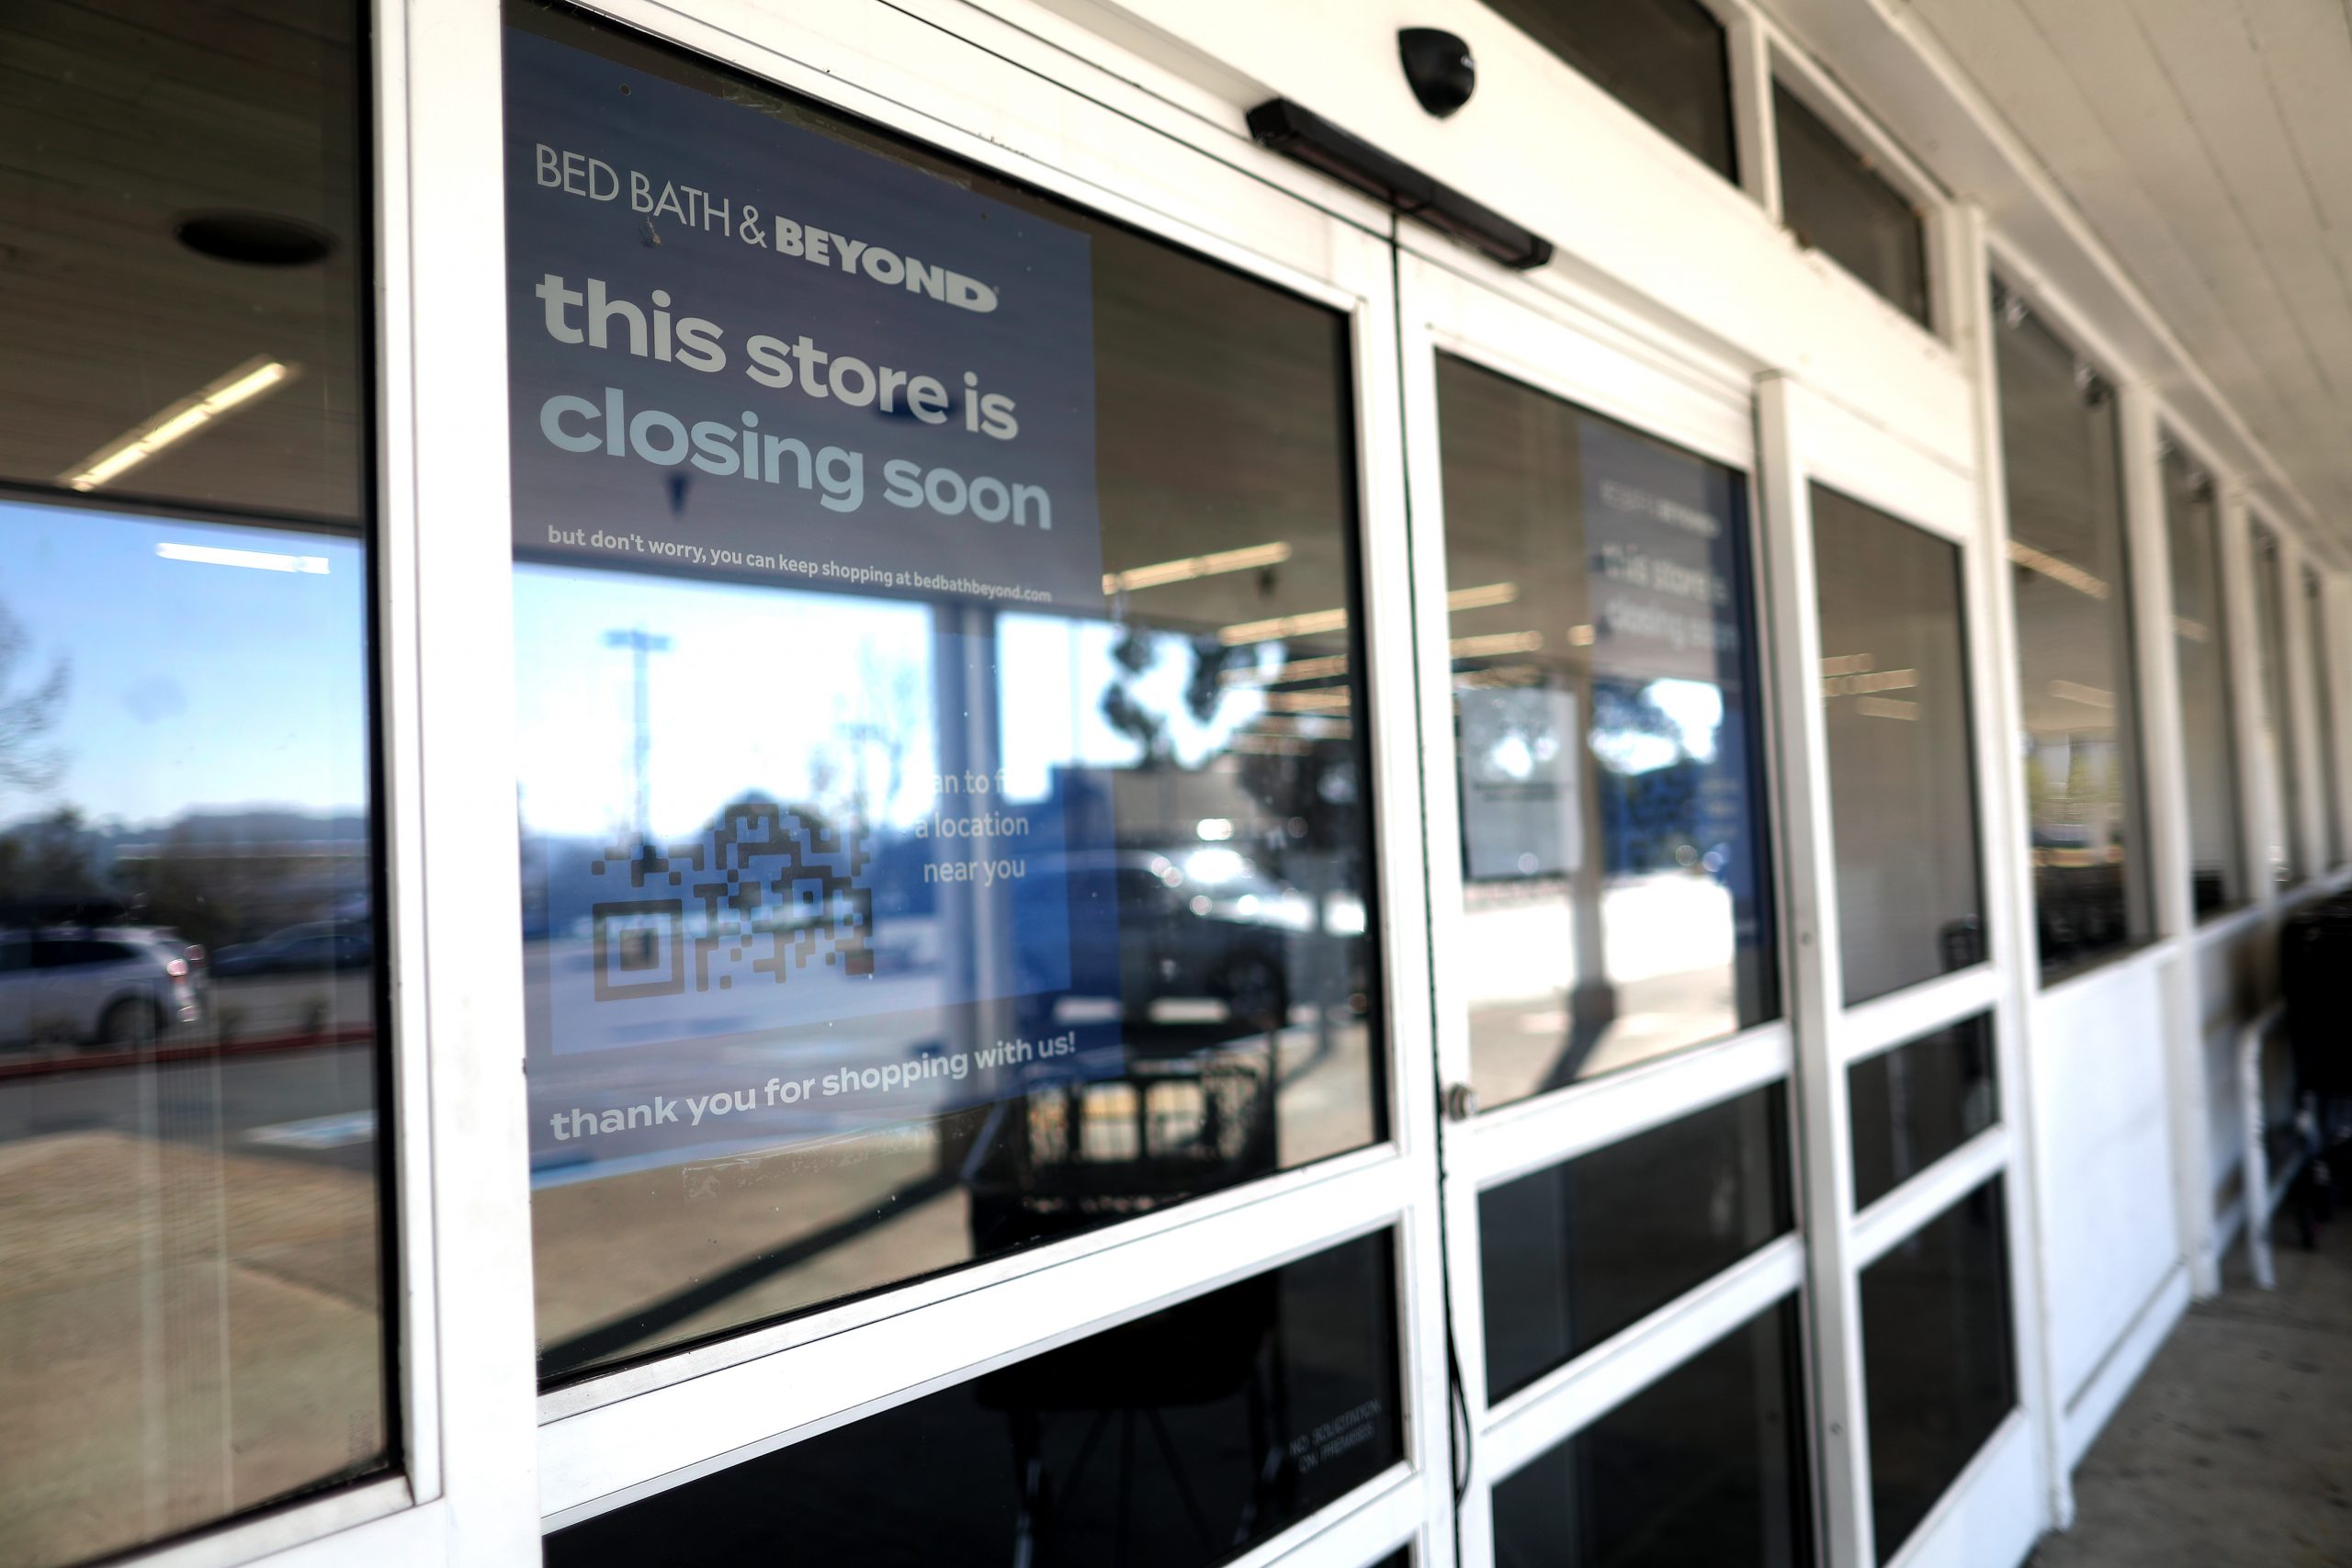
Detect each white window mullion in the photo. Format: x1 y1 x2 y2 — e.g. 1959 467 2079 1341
1755 373 1873 1568
395 0 546 1558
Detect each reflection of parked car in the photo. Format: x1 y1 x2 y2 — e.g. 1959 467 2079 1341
1108 852 1295 1031
211 921 371 977
0 927 204 1048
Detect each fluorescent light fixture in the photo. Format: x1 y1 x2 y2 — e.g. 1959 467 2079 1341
1217 583 1517 647
1445 581 1518 612
1824 668 1919 697
1450 631 1543 659
2173 615 2211 644
2007 539 2109 601
1219 607 1351 647
1223 654 1351 688
1855 696 1920 721
1566 625 1597 647
156 542 329 574
1263 689 1352 714
2049 679 2115 710
1104 541 1291 595
60 356 298 492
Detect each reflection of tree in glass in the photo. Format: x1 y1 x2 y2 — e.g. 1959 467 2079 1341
0 807 101 904
839 647 924 828
0 598 69 797
1591 682 1703 877
1098 628 1170 763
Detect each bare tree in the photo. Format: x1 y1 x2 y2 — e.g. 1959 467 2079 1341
0 600 68 796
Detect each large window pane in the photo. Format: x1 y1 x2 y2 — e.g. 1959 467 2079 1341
507 4 1385 1381
1993 287 2154 976
545 1230 1402 1567
1491 1300 1811 1568
1479 0 1736 181
1849 1014 1997 1210
1774 85 1930 328
1810 485 1983 1003
1479 1083 1792 1401
1860 1179 2017 1564
2255 525 2305 887
2162 444 2246 916
0 5 387 1564
1434 355 1776 1110
2305 568 2342 872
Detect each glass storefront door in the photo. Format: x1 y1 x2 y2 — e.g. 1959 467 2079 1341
506 5 1447 1566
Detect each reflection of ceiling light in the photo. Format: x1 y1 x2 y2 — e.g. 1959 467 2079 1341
1217 582 1516 646
1195 818 1234 841
1450 631 1543 658
1823 668 1918 697
2007 539 2109 600
1223 653 1350 687
156 541 329 575
1820 652 1873 677
2173 615 2211 644
1263 689 1351 713
1855 696 1919 721
1103 541 1291 595
61 357 297 492
1446 581 1518 612
2050 679 2114 710
1218 607 1349 646
1566 625 1596 647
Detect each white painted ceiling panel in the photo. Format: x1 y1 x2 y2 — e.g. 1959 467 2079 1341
1903 0 2352 544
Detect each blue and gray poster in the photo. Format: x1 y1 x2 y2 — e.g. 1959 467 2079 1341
505 26 1122 1173
504 24 1103 610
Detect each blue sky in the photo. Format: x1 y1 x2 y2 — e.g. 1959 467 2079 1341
0 500 368 827
0 495 1275 840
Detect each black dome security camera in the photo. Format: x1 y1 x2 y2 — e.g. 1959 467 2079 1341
1399 28 1476 118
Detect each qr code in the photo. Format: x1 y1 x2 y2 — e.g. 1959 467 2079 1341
588 802 874 1003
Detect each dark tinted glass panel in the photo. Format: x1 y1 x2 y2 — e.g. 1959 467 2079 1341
1774 85 1929 328
2309 569 2343 871
0 5 387 1564
2162 445 2245 916
2255 525 2305 886
1811 485 1983 1003
1492 1301 1810 1568
1860 1179 2017 1564
508 4 1384 1381
1435 354 1776 1110
1481 0 1736 180
545 1231 1402 1568
1849 1014 1997 1210
1993 286 2154 976
1480 1083 1792 1400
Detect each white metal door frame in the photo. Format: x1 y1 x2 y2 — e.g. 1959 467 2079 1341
1396 242 1811 1567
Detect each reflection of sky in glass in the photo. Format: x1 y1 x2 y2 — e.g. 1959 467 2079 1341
1590 678 1724 775
996 613 1266 798
0 501 367 823
514 566 937 840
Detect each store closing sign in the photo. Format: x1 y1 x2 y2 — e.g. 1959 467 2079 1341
503 23 1103 609
504 21 1122 1174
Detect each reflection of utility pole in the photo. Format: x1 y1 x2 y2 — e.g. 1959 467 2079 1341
605 627 671 851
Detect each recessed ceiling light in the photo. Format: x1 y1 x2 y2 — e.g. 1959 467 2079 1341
175 211 334 267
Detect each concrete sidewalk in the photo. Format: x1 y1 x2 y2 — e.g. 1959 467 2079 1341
2030 1204 2352 1568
